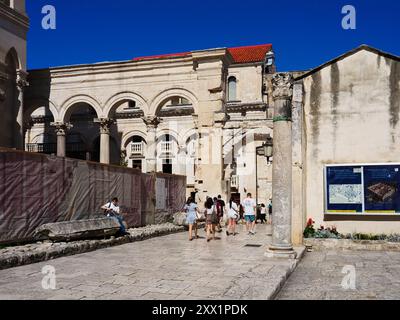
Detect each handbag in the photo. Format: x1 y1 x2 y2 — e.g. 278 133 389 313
196 210 206 222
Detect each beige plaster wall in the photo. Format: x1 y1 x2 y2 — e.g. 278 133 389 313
302 49 400 234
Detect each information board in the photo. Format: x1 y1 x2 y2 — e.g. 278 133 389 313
326 166 363 213
326 164 400 214
364 165 400 213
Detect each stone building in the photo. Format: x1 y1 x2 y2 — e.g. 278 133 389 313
2 1 399 244
24 44 276 205
0 0 28 149
291 45 400 242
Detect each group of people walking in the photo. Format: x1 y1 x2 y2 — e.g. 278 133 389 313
184 193 272 242
100 194 272 242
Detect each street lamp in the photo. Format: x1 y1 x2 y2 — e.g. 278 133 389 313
255 134 274 205
264 134 273 164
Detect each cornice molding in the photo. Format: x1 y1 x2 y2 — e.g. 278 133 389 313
0 3 29 30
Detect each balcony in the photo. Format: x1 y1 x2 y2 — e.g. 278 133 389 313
231 175 239 188
26 143 56 154
130 142 145 158
26 143 87 155
159 141 175 159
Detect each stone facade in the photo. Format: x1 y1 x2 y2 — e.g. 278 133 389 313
293 46 400 237
4 3 398 245
24 45 275 206
0 0 28 149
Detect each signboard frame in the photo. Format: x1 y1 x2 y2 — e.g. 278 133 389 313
324 163 400 216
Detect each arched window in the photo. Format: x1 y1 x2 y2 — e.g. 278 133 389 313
157 96 194 117
228 76 237 102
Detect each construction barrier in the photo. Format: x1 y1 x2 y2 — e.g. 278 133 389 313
0 148 186 244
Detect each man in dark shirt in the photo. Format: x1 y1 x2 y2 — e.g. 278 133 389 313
217 195 226 231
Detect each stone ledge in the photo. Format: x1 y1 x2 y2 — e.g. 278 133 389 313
268 246 306 300
304 238 400 251
0 223 185 271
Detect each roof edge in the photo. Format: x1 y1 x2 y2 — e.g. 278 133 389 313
295 44 400 81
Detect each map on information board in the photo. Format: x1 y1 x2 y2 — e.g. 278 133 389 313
329 184 362 204
326 166 363 213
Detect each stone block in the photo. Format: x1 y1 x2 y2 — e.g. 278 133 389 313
34 218 121 242
173 212 188 227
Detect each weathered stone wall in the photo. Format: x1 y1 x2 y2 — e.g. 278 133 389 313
0 1 28 148
301 49 400 234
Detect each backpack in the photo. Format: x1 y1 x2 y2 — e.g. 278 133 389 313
216 201 223 216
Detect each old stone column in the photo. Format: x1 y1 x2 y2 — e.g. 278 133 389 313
95 118 115 165
16 70 28 150
266 73 296 259
51 122 72 158
291 81 305 245
142 116 161 173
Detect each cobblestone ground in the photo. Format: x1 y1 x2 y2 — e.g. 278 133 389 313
0 224 297 300
277 250 400 300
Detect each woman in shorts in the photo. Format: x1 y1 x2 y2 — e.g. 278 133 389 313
226 197 239 236
205 197 219 242
184 197 200 241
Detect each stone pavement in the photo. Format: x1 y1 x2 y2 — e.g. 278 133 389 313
277 250 400 300
0 224 303 300
0 223 185 270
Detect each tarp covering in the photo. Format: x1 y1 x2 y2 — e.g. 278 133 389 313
154 173 187 223
0 149 186 244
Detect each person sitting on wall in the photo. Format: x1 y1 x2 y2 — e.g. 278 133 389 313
101 197 129 237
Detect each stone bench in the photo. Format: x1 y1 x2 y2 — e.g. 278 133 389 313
34 217 124 242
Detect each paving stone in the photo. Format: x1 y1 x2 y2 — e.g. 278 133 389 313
278 250 400 300
0 225 304 300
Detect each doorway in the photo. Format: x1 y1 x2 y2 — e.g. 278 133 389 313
163 159 172 174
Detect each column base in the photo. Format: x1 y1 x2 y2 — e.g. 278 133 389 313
265 245 297 259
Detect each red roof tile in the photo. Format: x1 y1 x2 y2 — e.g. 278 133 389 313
132 44 272 64
228 44 272 64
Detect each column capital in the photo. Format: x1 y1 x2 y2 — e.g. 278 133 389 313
94 118 115 134
51 122 73 136
16 69 29 89
178 144 187 154
272 73 293 101
142 116 161 130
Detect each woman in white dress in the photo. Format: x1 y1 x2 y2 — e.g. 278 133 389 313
226 197 239 236
184 197 200 241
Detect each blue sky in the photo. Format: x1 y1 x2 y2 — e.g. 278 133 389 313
26 0 400 71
